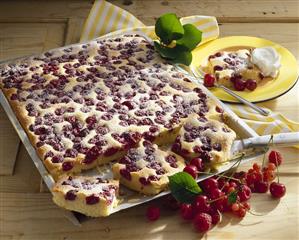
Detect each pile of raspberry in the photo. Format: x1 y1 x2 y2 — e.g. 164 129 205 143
146 150 286 233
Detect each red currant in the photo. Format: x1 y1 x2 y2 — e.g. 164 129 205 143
253 163 261 171
203 74 216 88
146 206 160 221
268 163 276 171
231 203 240 212
193 213 212 232
270 182 286 198
183 165 198 179
268 150 282 166
242 202 251 210
237 207 246 218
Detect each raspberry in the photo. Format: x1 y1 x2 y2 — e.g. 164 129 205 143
193 213 212 232
268 150 282 166
146 206 160 221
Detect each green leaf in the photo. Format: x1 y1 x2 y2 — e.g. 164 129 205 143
154 42 193 66
168 172 202 204
227 191 238 204
154 41 176 59
155 13 184 45
176 24 202 51
172 48 193 66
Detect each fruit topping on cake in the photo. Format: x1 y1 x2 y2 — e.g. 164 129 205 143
112 140 185 195
172 114 236 163
52 175 119 217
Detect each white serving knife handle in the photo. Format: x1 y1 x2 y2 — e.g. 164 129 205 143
242 132 299 148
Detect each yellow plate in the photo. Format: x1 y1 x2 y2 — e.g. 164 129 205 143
192 36 298 103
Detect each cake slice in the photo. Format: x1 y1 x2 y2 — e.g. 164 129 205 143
112 140 185 195
172 114 236 163
52 175 119 217
203 49 264 90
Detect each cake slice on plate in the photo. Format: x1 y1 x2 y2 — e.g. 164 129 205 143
52 175 119 217
112 140 185 195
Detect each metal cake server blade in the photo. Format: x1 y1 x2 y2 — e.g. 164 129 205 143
231 132 299 156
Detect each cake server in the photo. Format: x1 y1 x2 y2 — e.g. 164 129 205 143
231 132 299 156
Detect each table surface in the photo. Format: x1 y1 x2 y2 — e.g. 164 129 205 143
0 0 298 239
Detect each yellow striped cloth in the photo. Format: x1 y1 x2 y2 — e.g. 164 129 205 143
80 0 299 147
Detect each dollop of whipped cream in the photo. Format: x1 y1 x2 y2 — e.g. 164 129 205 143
251 47 281 78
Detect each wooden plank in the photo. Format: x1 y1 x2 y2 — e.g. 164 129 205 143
0 22 66 61
0 175 298 239
0 0 93 20
0 106 20 175
108 0 299 25
0 145 41 193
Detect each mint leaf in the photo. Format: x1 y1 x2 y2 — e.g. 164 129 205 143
227 191 238 204
155 13 184 45
169 172 202 204
154 42 193 65
176 24 202 51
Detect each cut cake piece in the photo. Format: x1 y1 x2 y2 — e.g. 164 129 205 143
52 175 119 217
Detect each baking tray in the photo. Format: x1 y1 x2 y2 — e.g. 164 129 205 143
0 32 264 225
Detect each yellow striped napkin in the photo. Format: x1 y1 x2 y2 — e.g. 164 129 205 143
80 0 299 147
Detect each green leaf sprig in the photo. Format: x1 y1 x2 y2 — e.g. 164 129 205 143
168 172 202 204
154 13 202 66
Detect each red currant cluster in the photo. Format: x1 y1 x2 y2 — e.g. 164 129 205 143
146 150 286 233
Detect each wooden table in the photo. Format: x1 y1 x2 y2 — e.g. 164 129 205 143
0 1 298 239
